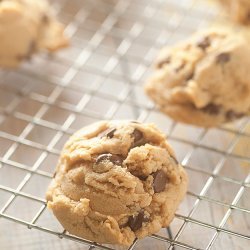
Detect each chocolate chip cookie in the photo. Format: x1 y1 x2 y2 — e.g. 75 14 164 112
46 121 188 245
219 0 250 25
145 28 250 127
0 0 68 68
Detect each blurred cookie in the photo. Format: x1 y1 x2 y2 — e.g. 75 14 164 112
219 0 250 25
46 120 188 245
0 0 68 68
145 28 250 127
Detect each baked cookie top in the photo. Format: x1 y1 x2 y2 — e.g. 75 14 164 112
46 120 188 245
145 28 250 127
0 0 68 68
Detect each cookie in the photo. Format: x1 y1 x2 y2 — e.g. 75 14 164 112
145 28 250 127
219 0 250 25
46 121 188 246
0 0 68 68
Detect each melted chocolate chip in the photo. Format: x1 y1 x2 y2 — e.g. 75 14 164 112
216 53 230 64
157 56 171 68
137 175 148 181
131 129 146 148
94 153 123 173
99 128 116 138
226 110 245 121
96 153 123 166
197 36 211 50
175 62 185 73
133 129 143 141
201 103 221 115
110 155 124 166
42 14 49 23
186 72 194 81
153 170 168 193
96 154 123 166
96 154 110 164
128 211 148 231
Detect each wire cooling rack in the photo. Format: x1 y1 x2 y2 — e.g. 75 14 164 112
0 0 249 249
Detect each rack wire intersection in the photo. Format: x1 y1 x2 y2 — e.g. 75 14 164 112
0 0 249 249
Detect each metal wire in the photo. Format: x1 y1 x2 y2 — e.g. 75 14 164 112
0 0 249 249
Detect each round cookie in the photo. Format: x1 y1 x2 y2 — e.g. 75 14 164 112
46 120 188 246
0 0 68 68
219 0 250 25
145 28 250 127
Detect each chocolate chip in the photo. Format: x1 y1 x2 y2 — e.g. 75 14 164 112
53 172 57 178
201 103 221 115
131 129 146 148
226 110 245 121
216 53 230 64
137 175 148 181
133 129 143 142
197 36 211 50
128 211 148 231
157 56 171 68
95 153 123 166
96 154 110 164
152 170 168 193
175 62 185 73
42 14 49 24
186 72 194 81
110 155 123 166
99 128 116 138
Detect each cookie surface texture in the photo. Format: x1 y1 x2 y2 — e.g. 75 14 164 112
145 28 250 127
46 120 188 245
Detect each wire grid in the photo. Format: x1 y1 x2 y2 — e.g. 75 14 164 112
0 0 249 249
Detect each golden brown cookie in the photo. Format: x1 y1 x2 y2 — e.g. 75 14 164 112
46 120 188 246
0 0 68 68
145 28 250 127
